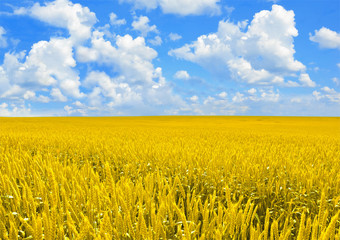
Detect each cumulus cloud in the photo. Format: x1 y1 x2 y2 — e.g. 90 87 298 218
1 0 187 116
232 92 246 103
321 87 340 103
169 5 307 86
310 27 340 50
298 73 316 87
109 12 126 26
119 0 221 16
76 30 185 114
174 70 190 80
23 90 50 103
0 26 7 48
248 88 257 94
132 16 158 37
313 87 340 103
0 38 84 99
50 88 68 102
149 36 162 46
0 102 31 117
218 91 227 98
190 95 198 102
0 0 91 113
169 33 182 41
15 0 97 44
77 31 159 84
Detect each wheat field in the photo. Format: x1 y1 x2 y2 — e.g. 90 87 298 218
0 116 339 239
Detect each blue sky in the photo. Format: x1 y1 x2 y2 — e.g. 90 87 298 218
0 0 339 116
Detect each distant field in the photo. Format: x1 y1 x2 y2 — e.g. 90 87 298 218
0 117 339 239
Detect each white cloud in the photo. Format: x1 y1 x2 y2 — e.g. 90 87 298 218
232 92 245 103
119 0 221 16
77 32 158 84
0 102 31 117
118 0 158 10
313 90 322 101
218 91 227 98
310 27 340 50
224 5 234 15
149 36 162 46
169 5 306 86
248 88 257 94
169 33 182 41
189 95 248 115
190 95 198 102
313 87 340 103
321 87 340 103
109 12 126 26
0 102 8 108
22 90 50 103
0 26 7 48
132 16 158 37
76 31 185 114
50 88 68 102
260 89 280 102
159 0 221 16
84 71 142 107
337 63 340 68
1 38 84 99
298 73 316 87
332 77 339 86
23 90 36 100
64 105 75 115
174 70 190 80
16 0 97 44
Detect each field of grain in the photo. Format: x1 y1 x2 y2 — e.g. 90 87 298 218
0 117 339 239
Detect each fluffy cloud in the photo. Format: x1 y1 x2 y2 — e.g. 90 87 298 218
169 33 182 41
0 38 84 99
190 95 198 102
149 36 162 46
2 0 186 116
23 90 50 103
50 88 68 102
169 5 307 86
0 102 31 117
313 87 340 103
109 12 126 26
132 16 158 37
16 0 97 44
119 0 221 16
0 26 7 48
320 87 340 103
75 31 185 115
70 70 185 116
310 27 340 50
83 71 142 107
0 0 89 109
218 91 227 98
174 70 190 80
298 73 316 87
77 31 158 84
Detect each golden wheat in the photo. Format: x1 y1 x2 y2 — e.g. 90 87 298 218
0 116 339 239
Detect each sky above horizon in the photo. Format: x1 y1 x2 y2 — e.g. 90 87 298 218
0 0 339 116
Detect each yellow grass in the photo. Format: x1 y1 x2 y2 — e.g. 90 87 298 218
0 116 339 239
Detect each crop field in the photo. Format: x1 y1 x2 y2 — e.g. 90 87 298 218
0 116 339 240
